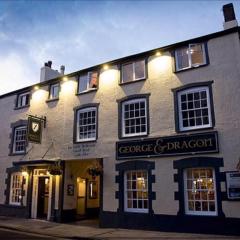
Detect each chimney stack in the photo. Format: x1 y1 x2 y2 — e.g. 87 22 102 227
60 65 65 75
40 61 61 82
223 3 238 30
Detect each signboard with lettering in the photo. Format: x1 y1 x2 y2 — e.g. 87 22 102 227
116 131 218 160
27 116 42 144
226 172 240 200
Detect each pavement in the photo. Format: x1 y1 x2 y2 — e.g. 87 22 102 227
0 216 240 240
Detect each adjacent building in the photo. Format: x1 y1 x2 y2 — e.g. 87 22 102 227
0 3 240 235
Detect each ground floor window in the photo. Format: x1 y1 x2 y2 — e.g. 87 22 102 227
124 170 148 213
184 168 217 216
9 172 23 205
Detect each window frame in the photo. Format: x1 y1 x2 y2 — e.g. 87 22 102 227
120 59 147 84
12 126 27 154
77 71 99 94
74 104 99 143
175 43 207 72
16 92 30 109
9 172 23 206
124 170 149 213
49 83 60 100
121 97 149 138
183 168 218 216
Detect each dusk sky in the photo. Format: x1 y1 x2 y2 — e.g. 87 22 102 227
0 0 239 95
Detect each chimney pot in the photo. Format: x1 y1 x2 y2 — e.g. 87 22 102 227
60 65 65 75
48 61 52 68
223 3 236 22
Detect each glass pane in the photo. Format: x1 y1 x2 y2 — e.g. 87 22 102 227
176 47 189 69
191 44 204 65
79 74 88 92
134 60 145 79
89 72 98 88
122 63 133 82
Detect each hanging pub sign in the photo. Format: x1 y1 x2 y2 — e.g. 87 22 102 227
226 172 240 200
116 131 218 160
27 116 43 144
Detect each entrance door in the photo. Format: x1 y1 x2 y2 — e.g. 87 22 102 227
37 177 49 218
77 178 86 216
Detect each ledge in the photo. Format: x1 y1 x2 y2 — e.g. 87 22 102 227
119 78 146 86
76 88 97 96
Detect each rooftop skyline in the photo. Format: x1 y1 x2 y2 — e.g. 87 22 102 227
0 0 239 95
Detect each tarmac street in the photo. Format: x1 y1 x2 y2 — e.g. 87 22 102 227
0 217 239 240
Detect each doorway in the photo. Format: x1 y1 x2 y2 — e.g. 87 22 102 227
37 176 50 218
76 177 86 217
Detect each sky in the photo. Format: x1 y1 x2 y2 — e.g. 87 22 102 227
0 0 239 95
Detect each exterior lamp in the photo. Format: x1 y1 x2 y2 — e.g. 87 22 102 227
34 86 39 90
103 65 109 70
156 51 161 56
21 167 28 177
63 77 68 81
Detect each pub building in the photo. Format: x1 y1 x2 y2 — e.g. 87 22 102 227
0 3 240 235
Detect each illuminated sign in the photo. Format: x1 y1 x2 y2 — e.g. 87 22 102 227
116 131 218 160
27 116 42 144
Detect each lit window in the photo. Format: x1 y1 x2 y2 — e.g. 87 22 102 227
175 43 206 71
177 86 212 131
16 92 30 108
184 168 217 216
121 60 146 83
13 126 27 154
49 83 60 99
122 98 147 137
9 172 23 205
78 71 98 93
125 170 148 213
76 107 97 142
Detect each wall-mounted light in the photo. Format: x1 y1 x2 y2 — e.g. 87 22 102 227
63 76 68 81
103 65 109 70
34 86 39 90
21 167 28 177
156 51 161 56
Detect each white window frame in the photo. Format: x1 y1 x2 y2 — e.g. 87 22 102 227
9 172 23 206
177 86 212 131
17 92 30 108
175 43 206 71
122 98 147 137
76 107 97 142
121 60 146 83
124 170 149 213
184 168 217 216
13 126 27 154
49 83 60 99
78 71 98 93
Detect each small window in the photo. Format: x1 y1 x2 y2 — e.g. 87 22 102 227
124 170 148 213
78 71 98 93
184 168 217 216
121 59 146 83
177 86 212 131
49 83 60 100
9 172 23 205
13 126 27 154
16 92 30 108
122 98 147 137
175 43 206 71
76 107 97 142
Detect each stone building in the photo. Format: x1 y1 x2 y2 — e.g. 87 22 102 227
0 3 239 235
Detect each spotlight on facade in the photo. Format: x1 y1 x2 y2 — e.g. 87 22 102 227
34 86 39 90
103 65 109 70
63 77 68 81
156 51 161 56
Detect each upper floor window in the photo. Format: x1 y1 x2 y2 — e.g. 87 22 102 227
121 98 147 137
13 126 27 154
121 59 146 83
177 86 213 131
16 92 30 108
78 71 98 93
184 168 217 216
49 83 60 100
76 107 97 142
124 170 148 213
9 172 23 205
175 43 207 71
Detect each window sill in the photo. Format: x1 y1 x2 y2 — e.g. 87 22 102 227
76 88 97 96
119 133 149 140
74 139 97 144
14 105 30 110
9 152 26 156
174 63 208 73
46 98 59 103
119 78 146 86
176 126 214 134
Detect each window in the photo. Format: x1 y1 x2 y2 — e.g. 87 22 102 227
121 59 146 83
78 71 98 93
13 126 27 154
177 86 212 131
184 168 217 216
76 107 97 142
175 43 206 71
49 83 60 99
9 172 23 205
122 98 147 137
16 92 30 108
125 170 148 213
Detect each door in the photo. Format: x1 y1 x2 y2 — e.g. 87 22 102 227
76 178 86 215
37 177 49 218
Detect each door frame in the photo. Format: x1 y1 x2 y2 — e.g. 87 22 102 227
76 177 87 216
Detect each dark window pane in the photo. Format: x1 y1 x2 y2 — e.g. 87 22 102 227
196 109 201 117
196 118 202 125
203 117 209 124
187 93 193 101
194 100 200 108
182 111 188 119
188 102 193 109
201 100 207 107
194 92 200 100
181 103 187 110
189 110 194 118
189 118 195 126
183 120 188 127
200 91 207 99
